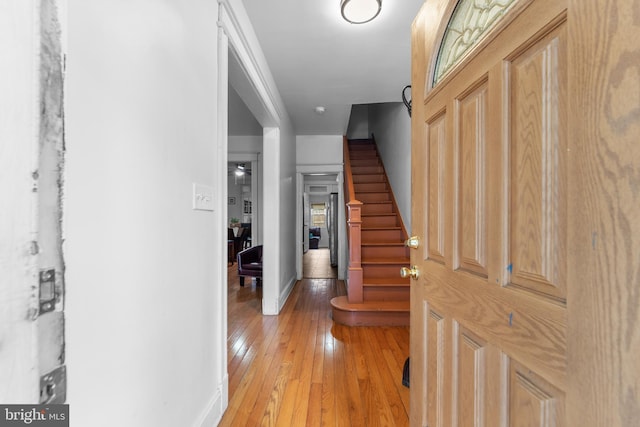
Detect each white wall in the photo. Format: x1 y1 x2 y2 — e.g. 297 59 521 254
369 102 412 231
296 135 343 165
65 1 223 426
0 0 42 402
277 123 298 308
346 104 370 139
228 85 262 136
229 135 262 153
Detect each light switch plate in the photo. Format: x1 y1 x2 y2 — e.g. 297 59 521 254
193 183 214 211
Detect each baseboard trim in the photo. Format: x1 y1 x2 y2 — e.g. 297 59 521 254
278 274 297 313
195 374 228 427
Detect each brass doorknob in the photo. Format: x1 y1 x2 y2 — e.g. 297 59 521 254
405 236 420 249
400 266 419 280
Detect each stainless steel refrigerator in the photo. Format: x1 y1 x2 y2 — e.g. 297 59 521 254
328 193 338 267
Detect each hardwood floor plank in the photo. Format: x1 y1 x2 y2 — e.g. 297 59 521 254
311 306 327 385
260 361 292 426
381 327 410 372
382 348 410 421
340 327 366 427
334 337 351 427
274 378 299 426
220 266 410 426
306 383 324 426
351 327 368 381
303 248 337 278
366 336 407 426
228 343 258 397
288 290 318 424
228 314 288 425
375 327 411 416
218 360 257 426
321 326 336 426
272 284 316 426
357 327 398 426
247 302 299 424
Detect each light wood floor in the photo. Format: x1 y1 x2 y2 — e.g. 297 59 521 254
221 265 410 426
303 248 337 278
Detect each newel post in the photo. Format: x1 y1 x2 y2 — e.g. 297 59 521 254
347 200 363 303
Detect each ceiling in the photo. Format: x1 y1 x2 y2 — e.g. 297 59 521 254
239 0 425 135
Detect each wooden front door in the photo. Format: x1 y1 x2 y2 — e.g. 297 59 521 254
409 0 640 426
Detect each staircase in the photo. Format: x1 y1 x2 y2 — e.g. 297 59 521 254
331 138 410 326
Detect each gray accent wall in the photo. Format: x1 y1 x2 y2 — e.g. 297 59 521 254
369 102 412 232
346 104 370 139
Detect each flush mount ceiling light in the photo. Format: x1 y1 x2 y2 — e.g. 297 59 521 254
341 0 382 24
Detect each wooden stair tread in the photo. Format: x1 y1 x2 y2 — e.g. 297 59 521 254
363 277 410 286
361 257 410 264
362 226 402 230
362 241 405 246
330 296 409 312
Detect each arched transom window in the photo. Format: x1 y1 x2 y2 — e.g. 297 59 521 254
433 0 519 85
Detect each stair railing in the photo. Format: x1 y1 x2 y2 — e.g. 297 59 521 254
343 136 363 303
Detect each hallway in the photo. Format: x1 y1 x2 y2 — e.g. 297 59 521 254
223 266 410 425
303 248 337 279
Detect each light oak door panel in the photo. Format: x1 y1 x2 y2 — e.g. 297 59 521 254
426 114 447 263
455 82 488 277
509 360 565 427
426 308 445 427
453 325 486 427
507 23 567 302
411 1 573 426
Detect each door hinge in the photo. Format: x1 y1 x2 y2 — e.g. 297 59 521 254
39 268 57 314
40 365 66 404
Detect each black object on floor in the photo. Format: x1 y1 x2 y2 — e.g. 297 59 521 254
402 357 410 388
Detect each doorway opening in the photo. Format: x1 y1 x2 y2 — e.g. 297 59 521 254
300 174 340 279
227 81 263 297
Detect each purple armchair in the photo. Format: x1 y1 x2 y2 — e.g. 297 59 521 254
237 245 262 286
